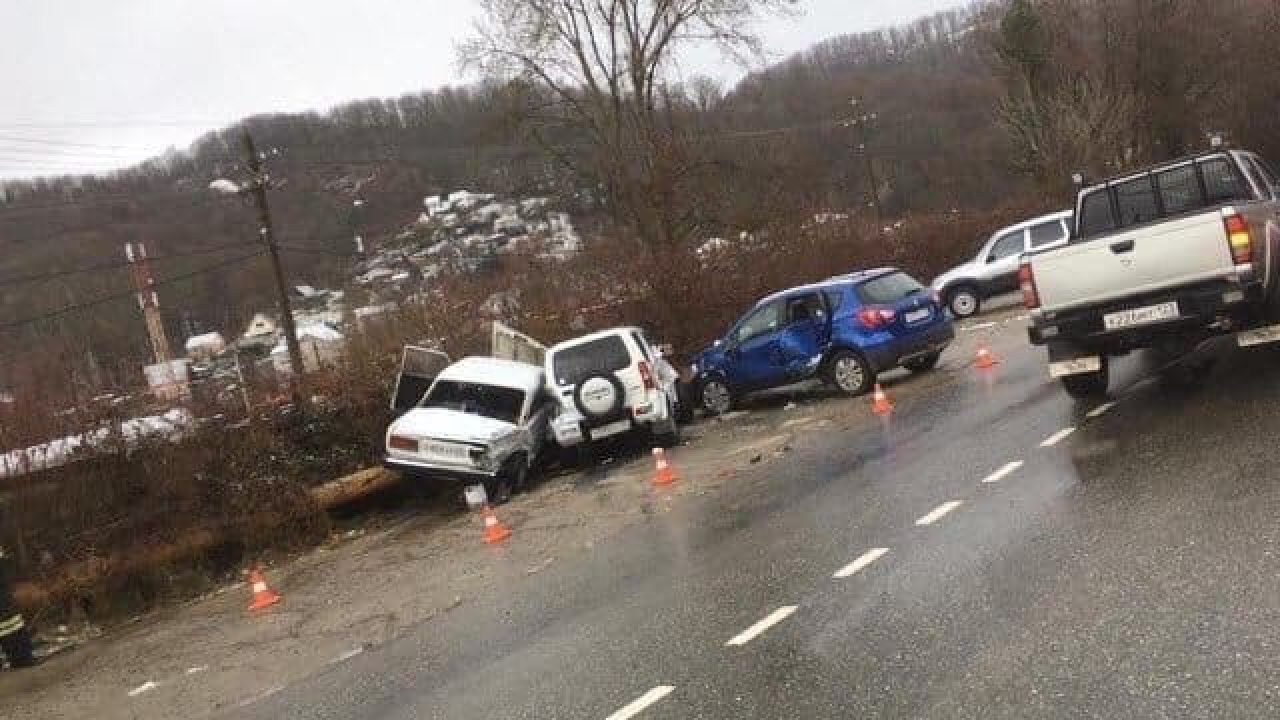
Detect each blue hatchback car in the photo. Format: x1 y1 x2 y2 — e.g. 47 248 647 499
691 268 955 414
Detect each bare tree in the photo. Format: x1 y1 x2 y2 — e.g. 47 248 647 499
460 0 795 253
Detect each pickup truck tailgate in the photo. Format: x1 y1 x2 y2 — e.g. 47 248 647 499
1034 210 1233 313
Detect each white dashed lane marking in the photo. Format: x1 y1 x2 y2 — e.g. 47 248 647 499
833 548 889 579
605 686 675 720
1086 402 1116 419
333 647 364 664
128 681 159 698
1039 427 1076 447
915 501 963 526
726 606 798 647
982 461 1024 484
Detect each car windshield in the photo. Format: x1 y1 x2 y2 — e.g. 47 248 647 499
857 272 925 305
552 335 631 386
421 380 525 424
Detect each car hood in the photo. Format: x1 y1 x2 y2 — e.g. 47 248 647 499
390 407 518 445
931 260 979 291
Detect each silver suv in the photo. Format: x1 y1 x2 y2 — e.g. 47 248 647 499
932 210 1072 318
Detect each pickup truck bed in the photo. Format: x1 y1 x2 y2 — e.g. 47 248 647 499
1023 148 1280 398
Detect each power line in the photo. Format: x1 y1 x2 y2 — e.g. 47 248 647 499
0 242 263 287
0 120 221 129
0 135 153 151
0 145 139 160
0 250 266 333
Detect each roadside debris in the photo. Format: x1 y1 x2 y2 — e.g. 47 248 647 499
526 558 555 575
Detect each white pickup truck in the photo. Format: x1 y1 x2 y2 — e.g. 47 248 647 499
1023 148 1280 398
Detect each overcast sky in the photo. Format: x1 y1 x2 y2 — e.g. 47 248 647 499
1 0 958 180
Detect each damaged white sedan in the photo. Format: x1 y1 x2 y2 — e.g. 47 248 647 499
384 353 554 504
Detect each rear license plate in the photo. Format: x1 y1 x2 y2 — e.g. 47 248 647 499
904 307 931 324
424 442 469 462
1238 323 1280 347
590 419 631 440
1049 356 1102 378
1103 301 1179 330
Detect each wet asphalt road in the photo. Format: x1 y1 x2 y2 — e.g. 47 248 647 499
237 312 1280 719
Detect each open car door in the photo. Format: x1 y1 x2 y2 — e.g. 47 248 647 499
390 346 451 414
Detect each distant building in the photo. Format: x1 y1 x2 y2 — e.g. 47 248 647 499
183 332 227 361
243 313 277 339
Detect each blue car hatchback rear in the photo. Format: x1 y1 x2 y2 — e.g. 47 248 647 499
691 268 954 415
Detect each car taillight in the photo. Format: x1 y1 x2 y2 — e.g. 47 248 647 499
857 307 896 330
1019 261 1040 309
389 435 418 452
637 360 655 391
1225 213 1252 265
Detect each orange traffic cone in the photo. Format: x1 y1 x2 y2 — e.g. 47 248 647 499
651 447 679 487
871 384 894 416
975 345 999 369
246 568 281 613
481 504 512 544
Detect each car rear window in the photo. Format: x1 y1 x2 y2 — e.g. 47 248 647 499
1155 164 1200 215
552 336 631 386
423 380 525 424
857 272 925 305
1201 157 1249 204
1114 176 1159 226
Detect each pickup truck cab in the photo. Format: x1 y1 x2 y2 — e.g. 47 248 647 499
692 268 954 414
932 210 1073 318
384 352 555 504
1023 148 1280 398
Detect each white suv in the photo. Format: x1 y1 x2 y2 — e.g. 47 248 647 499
545 327 682 453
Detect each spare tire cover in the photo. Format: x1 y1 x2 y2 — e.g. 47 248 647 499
575 374 623 419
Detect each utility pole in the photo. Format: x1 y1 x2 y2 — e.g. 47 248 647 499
842 97 884 223
125 241 173 364
351 198 366 255
242 131 306 389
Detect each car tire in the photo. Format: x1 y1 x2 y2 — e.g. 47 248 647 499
947 286 981 318
903 352 941 373
699 376 734 416
675 382 696 424
825 349 874 396
653 398 681 448
485 455 527 505
1060 357 1110 399
1158 357 1215 390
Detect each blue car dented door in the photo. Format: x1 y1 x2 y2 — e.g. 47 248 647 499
693 269 954 415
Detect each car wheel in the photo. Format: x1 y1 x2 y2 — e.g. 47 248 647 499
654 398 681 448
948 286 981 318
903 352 941 373
699 377 733 416
1158 357 1215 390
675 383 696 424
485 456 525 505
1060 357 1110 400
826 349 874 396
